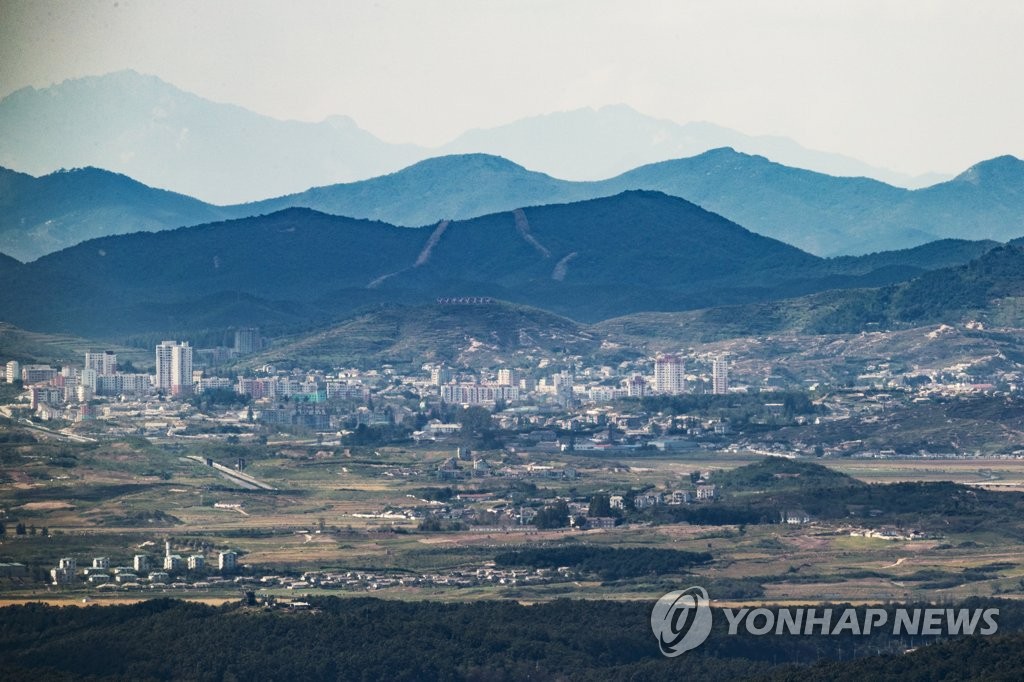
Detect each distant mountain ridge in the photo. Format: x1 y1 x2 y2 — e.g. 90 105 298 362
438 104 947 188
0 70 947 205
238 154 594 228
0 191 1007 338
0 70 424 204
4 149 1024 261
598 243 1024 343
237 150 1024 256
0 165 226 262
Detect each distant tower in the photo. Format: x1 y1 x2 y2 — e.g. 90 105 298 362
5 360 20 384
712 356 729 395
85 351 117 376
155 341 193 396
431 366 452 386
219 550 238 571
234 328 261 355
624 374 647 398
103 350 117 375
165 539 172 558
653 354 685 394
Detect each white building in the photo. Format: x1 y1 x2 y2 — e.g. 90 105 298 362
85 351 117 376
21 364 58 385
586 386 627 402
441 383 519 405
196 377 234 393
654 354 686 394
624 374 647 398
712 356 729 395
218 551 237 571
5 360 20 384
430 366 453 386
696 484 717 500
80 367 98 391
155 341 193 396
497 369 519 386
51 567 75 585
96 373 152 396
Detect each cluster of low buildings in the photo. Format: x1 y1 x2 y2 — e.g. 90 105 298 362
6 322 1023 462
2 339 740 428
285 566 572 593
48 542 238 588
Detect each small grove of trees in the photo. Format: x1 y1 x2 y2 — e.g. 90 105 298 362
456 406 502 449
494 545 713 580
533 501 570 529
342 423 410 446
587 493 615 518
10 523 47 536
189 388 251 412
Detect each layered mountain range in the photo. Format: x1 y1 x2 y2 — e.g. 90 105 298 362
0 70 944 205
3 150 1024 262
0 190 1016 340
2 71 1024 353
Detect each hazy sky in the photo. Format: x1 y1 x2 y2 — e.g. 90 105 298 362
1 0 1022 175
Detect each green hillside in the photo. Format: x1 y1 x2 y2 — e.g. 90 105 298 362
247 300 600 369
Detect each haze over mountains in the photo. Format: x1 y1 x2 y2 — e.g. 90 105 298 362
3 149 1024 261
3 69 1024 351
0 70 945 205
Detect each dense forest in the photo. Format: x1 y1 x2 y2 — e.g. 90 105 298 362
0 597 1020 680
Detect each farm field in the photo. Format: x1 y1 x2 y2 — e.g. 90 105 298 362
4 431 1024 606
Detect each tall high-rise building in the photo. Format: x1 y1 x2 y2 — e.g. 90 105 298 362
497 368 519 386
155 341 193 396
218 550 237 571
233 328 261 355
653 354 686 394
5 360 20 384
712 356 729 395
431 366 453 386
85 351 117 376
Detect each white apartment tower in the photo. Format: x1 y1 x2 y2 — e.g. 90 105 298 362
653 354 686 394
712 356 729 395
431 366 453 386
497 368 519 386
218 550 237 571
155 341 193 396
85 351 117 376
